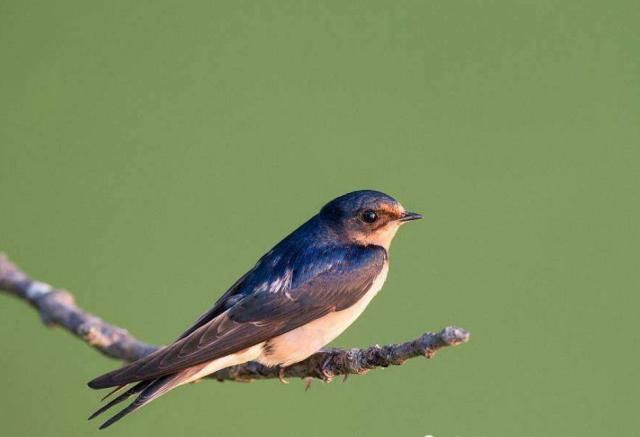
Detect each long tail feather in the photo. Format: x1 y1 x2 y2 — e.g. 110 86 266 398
100 384 127 402
90 356 232 428
98 373 187 430
89 381 152 420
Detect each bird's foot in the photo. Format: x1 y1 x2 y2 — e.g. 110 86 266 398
315 354 335 383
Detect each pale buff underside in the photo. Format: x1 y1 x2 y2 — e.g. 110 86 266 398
178 262 389 385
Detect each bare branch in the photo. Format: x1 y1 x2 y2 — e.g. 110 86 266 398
0 252 469 383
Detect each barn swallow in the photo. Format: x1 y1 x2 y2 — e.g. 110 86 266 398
88 190 422 429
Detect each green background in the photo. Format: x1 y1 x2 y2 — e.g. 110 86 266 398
1 1 638 436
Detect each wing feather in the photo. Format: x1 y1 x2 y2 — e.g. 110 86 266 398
89 244 385 389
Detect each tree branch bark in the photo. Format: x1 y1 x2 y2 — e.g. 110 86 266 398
0 252 469 384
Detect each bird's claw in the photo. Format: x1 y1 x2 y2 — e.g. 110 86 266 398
278 366 289 384
314 355 335 383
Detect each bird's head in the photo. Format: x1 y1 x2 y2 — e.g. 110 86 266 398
319 190 422 250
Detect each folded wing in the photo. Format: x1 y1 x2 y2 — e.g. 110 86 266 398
89 244 386 389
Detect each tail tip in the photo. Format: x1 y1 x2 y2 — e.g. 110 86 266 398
98 421 113 430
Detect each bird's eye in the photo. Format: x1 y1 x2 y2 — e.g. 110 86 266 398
361 210 378 223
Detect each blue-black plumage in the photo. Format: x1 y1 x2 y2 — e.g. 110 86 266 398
88 190 422 429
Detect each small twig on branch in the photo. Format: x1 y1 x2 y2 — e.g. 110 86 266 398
0 252 470 383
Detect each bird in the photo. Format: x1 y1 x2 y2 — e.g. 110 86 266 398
87 189 422 429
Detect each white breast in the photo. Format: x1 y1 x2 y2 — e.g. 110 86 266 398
257 262 389 367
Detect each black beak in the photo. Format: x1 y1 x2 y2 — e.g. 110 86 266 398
399 211 423 222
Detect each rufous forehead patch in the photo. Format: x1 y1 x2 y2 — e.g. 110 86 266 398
377 202 405 219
